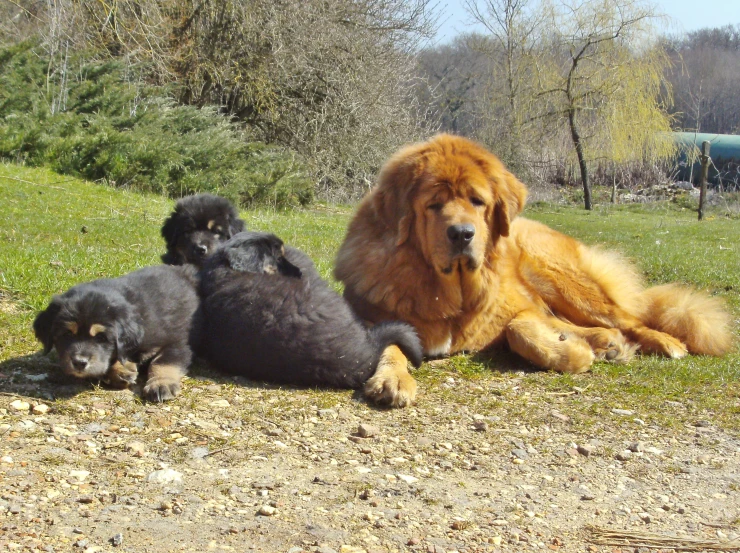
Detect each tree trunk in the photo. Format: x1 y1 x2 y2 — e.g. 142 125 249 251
568 108 592 210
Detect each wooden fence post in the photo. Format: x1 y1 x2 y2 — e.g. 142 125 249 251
698 141 710 221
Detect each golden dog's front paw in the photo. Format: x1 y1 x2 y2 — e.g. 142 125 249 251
364 365 417 408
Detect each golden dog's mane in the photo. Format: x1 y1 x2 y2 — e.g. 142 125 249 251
335 134 527 323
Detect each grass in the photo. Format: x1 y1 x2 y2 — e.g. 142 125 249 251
1 162 739 429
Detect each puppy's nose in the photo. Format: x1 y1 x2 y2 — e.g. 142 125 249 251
195 244 208 256
71 357 89 371
447 224 476 248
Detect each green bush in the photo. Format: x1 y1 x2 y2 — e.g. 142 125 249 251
0 42 313 207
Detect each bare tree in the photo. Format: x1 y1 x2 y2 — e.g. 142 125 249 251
534 0 674 209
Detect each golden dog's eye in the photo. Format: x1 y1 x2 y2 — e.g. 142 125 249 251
427 203 443 212
470 197 485 207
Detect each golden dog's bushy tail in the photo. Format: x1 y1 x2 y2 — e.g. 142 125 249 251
640 284 735 356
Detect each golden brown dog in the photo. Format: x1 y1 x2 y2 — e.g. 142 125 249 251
334 134 734 407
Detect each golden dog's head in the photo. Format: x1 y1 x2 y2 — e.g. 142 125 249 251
373 134 527 276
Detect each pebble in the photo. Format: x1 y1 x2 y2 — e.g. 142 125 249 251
32 403 50 414
317 547 338 553
258 505 276 516
616 450 632 461
9 400 30 412
397 474 418 484
209 399 230 408
357 424 378 438
473 420 488 432
69 470 90 483
512 449 528 460
577 444 593 457
628 441 644 452
126 441 147 457
146 468 183 484
611 408 634 416
1 456 12 464
110 533 123 547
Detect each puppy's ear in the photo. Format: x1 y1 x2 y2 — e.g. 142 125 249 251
373 146 427 247
277 255 302 278
160 212 182 252
228 217 245 238
491 169 527 238
225 243 263 273
114 314 144 364
33 298 62 354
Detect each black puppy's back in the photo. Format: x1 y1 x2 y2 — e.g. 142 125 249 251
200 234 421 389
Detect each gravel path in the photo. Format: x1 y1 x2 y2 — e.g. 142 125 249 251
1 356 739 553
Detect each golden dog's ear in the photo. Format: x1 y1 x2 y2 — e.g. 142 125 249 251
491 169 527 238
372 148 425 246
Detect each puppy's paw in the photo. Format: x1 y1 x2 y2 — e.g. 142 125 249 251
105 361 139 389
143 377 182 402
143 364 185 402
364 364 417 408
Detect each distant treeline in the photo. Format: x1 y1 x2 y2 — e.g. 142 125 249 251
0 1 738 204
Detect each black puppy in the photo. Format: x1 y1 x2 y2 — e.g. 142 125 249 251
199 232 423 389
161 193 246 266
33 265 201 401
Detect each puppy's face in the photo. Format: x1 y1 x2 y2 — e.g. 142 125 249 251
220 232 302 277
161 194 246 266
53 320 115 379
173 219 231 266
33 289 141 380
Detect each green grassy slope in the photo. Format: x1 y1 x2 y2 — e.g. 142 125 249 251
2 164 738 427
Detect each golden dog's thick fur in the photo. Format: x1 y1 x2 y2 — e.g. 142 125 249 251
334 134 734 407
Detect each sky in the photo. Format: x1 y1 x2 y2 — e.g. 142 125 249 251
435 0 740 44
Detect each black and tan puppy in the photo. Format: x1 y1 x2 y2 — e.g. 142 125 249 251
199 232 423 389
161 193 246 266
33 265 201 401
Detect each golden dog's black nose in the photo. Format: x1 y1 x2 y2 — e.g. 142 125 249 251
447 224 475 249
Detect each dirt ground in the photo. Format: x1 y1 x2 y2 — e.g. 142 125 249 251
1 354 739 553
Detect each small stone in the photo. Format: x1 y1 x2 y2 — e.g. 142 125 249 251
74 539 89 548
9 400 30 412
616 450 632 461
126 441 147 457
581 494 596 501
146 468 183 484
512 449 528 460
209 399 230 408
577 444 593 457
694 420 711 427
611 408 634 416
318 409 337 419
69 470 90 483
257 505 276 516
317 548 338 553
407 537 421 545
339 546 366 553
397 474 418 484
490 536 502 545
628 441 644 453
78 495 94 504
357 424 378 438
639 512 652 523
473 420 488 432
1 456 12 464
110 533 123 547
32 403 50 414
